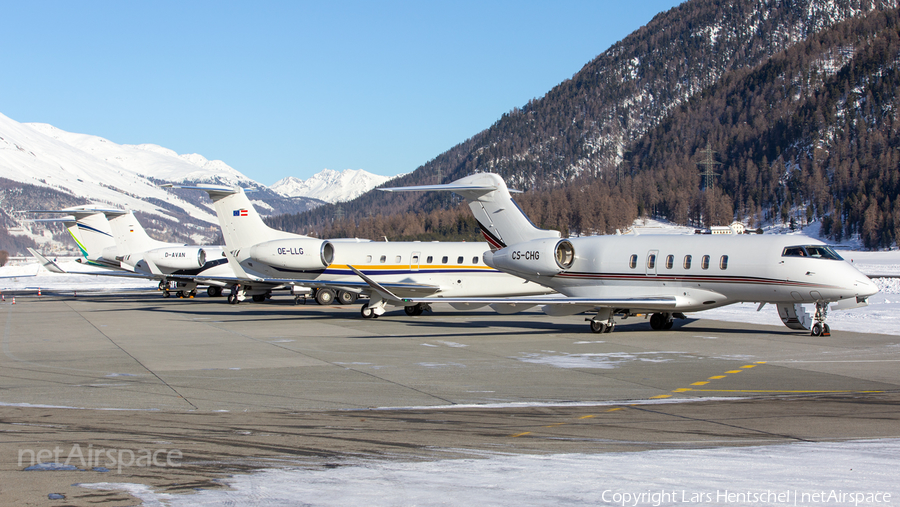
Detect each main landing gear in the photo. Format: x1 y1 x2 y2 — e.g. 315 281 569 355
404 303 431 316
587 309 615 334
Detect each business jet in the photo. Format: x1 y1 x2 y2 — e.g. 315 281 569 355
26 207 272 299
379 173 879 335
170 184 554 317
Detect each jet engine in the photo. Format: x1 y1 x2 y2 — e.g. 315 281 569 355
248 239 334 270
485 238 575 277
144 247 208 270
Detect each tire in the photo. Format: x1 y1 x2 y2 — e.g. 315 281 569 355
338 291 358 305
207 286 222 297
252 294 266 302
649 313 666 330
590 320 605 333
315 289 336 305
361 304 374 319
811 323 823 336
163 291 171 298
404 304 424 316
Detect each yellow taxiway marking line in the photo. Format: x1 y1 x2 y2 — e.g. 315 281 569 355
543 423 567 428
741 365 756 369
606 408 623 412
511 432 532 437
650 394 672 399
690 381 710 386
725 370 743 374
672 388 692 392
707 375 726 379
579 415 596 419
689 390 885 394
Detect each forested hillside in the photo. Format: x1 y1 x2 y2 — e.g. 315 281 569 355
268 0 900 248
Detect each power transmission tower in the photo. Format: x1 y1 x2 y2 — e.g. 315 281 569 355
696 142 722 190
334 204 344 221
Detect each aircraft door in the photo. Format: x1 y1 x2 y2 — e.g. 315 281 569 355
646 250 659 276
410 251 420 271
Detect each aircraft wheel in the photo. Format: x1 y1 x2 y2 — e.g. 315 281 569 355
663 320 673 330
823 323 831 336
158 281 167 291
649 313 666 330
589 320 605 333
252 294 266 302
163 291 171 298
404 304 424 317
361 304 375 319
337 290 358 305
315 289 336 305
207 286 222 297
811 323 823 336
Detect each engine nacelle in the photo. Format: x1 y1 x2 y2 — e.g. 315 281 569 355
485 238 575 277
144 247 207 270
248 239 334 270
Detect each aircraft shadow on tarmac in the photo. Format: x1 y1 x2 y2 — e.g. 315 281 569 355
61 293 807 338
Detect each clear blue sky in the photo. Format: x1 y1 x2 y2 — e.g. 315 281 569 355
2 1 683 185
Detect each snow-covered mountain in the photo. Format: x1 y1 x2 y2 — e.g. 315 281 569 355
0 112 321 252
271 169 394 203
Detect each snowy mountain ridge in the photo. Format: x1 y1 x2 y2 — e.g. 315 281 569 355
271 168 394 203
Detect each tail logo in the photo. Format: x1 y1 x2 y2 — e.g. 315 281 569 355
233 209 249 217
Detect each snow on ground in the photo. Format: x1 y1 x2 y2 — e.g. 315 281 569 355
80 439 900 506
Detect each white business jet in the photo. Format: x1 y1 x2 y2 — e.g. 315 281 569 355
26 206 262 299
379 173 879 335
173 184 554 317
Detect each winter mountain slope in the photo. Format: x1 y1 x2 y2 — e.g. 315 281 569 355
0 112 322 252
271 169 394 203
0 112 220 223
27 122 257 187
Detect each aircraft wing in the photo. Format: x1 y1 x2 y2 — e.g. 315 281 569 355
346 264 677 309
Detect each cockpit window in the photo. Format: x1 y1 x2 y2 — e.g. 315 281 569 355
782 245 843 260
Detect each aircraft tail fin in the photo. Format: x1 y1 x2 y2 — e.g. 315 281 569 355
104 210 172 255
164 185 297 250
26 207 119 261
380 173 559 249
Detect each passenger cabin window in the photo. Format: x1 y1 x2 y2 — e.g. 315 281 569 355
647 254 656 269
366 255 373 263
441 256 448 264
473 256 479 264
629 254 638 269
412 255 419 264
426 256 433 263
379 255 386 263
782 245 843 260
665 255 674 269
457 256 464 264
395 255 402 263
701 255 710 270
683 255 692 269
719 255 728 270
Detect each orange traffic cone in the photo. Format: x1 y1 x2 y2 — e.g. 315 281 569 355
11 297 15 305
37 288 41 296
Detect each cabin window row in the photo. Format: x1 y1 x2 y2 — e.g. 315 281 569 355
629 254 728 270
364 255 481 265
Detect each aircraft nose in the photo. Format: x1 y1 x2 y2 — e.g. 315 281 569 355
857 276 879 298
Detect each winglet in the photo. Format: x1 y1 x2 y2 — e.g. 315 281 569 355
28 248 67 274
347 265 405 302
223 250 263 282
